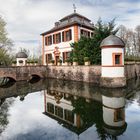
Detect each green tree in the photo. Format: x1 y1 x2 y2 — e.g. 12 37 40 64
0 98 14 134
0 48 13 66
70 18 118 65
0 16 13 49
0 16 13 66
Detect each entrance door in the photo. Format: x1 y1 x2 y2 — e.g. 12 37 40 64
55 56 59 65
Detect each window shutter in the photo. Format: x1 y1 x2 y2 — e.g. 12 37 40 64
62 32 64 42
53 34 55 44
69 29 72 40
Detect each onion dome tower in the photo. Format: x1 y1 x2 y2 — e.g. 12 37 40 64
100 35 126 87
16 52 28 66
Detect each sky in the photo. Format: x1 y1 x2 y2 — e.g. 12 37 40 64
0 0 140 56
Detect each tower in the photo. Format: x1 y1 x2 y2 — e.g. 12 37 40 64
100 35 126 87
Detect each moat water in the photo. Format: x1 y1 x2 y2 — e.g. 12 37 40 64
0 78 140 140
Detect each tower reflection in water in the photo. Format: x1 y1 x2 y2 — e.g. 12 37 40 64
102 89 127 139
43 80 127 139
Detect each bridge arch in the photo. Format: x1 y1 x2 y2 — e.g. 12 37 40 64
29 74 41 83
0 77 16 87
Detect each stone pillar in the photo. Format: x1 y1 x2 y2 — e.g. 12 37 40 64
100 35 126 88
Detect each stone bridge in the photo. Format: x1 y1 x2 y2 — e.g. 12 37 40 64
0 65 47 81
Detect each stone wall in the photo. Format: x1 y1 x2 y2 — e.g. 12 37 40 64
125 63 140 79
46 65 101 84
46 63 140 84
0 63 139 84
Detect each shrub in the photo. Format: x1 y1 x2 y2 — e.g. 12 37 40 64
58 59 62 63
27 60 30 63
30 60 34 63
34 60 38 63
51 60 55 63
73 58 78 62
84 57 90 62
12 60 16 64
65 59 70 63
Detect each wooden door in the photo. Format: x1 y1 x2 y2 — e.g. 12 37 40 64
55 56 59 65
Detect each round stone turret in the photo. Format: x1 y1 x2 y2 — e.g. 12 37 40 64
100 35 126 88
16 52 28 66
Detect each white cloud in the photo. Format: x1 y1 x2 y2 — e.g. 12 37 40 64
0 0 140 55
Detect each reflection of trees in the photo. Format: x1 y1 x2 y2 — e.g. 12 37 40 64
71 97 117 140
0 98 14 134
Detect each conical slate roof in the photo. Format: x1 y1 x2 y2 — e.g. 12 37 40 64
16 52 28 58
100 35 125 47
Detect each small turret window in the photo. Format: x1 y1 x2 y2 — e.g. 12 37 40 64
113 53 122 65
115 55 120 64
114 108 124 122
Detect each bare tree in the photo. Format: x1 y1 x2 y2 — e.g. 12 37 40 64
118 25 140 58
135 25 140 57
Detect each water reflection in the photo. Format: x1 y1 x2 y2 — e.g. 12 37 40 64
43 84 130 139
102 91 127 139
0 78 139 140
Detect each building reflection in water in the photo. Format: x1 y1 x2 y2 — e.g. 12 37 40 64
43 90 84 134
0 78 139 139
43 80 129 139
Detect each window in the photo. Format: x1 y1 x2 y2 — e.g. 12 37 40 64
62 52 65 63
113 53 122 65
48 35 52 45
62 52 71 63
45 37 48 46
46 53 52 63
65 29 72 41
115 55 120 64
47 103 54 114
91 32 94 37
62 31 64 42
53 34 55 44
56 33 61 43
80 29 90 38
45 35 52 46
62 29 72 42
55 106 63 118
64 109 74 123
114 108 124 122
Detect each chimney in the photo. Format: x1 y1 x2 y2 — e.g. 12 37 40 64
55 22 60 27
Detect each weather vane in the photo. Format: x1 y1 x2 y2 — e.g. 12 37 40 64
73 4 76 13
